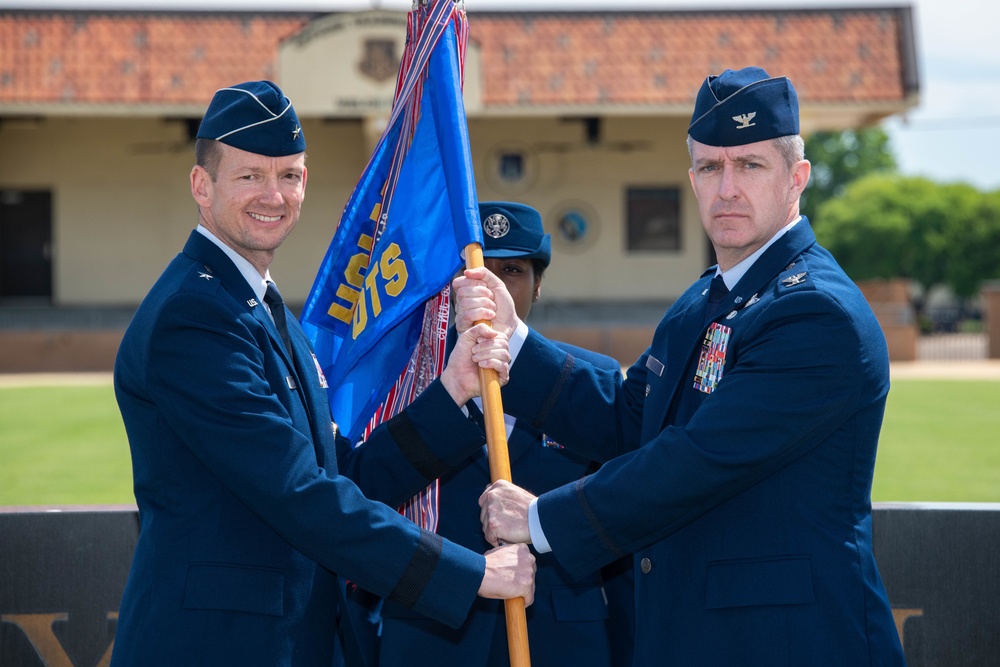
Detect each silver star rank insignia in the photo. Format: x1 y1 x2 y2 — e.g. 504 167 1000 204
198 272 213 280
782 272 807 287
292 126 302 140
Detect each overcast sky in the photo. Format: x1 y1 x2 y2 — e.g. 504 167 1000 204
7 0 999 191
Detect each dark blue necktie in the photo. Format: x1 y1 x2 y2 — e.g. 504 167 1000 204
705 274 729 325
264 282 295 364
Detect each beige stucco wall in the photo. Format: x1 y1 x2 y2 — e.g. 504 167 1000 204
0 116 368 305
468 114 705 302
0 111 704 307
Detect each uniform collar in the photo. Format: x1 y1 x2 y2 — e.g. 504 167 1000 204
196 225 272 305
718 215 801 290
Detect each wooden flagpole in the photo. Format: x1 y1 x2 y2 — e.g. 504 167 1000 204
464 242 531 667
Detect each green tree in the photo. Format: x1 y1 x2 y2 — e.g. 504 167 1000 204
802 127 897 223
948 187 1000 297
817 175 1000 300
814 174 921 281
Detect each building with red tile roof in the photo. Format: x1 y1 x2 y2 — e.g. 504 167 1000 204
0 6 918 369
0 7 917 120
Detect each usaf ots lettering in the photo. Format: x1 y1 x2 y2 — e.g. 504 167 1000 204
325 231 410 339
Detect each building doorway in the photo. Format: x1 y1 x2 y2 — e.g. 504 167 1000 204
1 190 52 303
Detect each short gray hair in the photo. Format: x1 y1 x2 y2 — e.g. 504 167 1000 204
686 134 805 172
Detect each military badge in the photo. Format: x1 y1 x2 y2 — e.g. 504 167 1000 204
782 272 807 287
483 213 510 238
732 111 757 129
542 434 564 449
693 322 731 394
312 353 328 388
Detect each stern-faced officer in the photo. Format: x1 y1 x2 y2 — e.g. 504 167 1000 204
465 68 907 666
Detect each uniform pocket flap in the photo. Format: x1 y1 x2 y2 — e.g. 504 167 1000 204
551 585 609 622
183 562 285 617
705 555 814 609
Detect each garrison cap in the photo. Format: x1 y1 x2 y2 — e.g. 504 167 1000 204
688 67 799 147
479 201 551 269
196 80 305 156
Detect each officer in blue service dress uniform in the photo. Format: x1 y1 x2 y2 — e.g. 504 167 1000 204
375 202 634 667
111 80 534 667
466 67 907 666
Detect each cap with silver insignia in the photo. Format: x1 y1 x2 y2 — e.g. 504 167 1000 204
688 66 799 147
479 201 552 268
197 80 305 157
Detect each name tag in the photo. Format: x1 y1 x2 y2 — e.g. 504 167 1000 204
645 355 665 377
285 375 298 390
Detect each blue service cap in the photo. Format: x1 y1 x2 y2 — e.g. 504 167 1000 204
196 80 305 156
479 201 551 269
688 67 799 147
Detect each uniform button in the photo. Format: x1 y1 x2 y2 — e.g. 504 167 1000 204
640 557 652 574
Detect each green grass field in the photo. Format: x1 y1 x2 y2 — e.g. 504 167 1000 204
1 378 998 506
0 383 133 505
873 379 1000 501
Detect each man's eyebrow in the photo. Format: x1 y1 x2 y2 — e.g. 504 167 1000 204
733 153 770 164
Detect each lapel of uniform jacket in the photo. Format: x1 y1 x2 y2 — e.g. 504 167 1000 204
644 271 717 436
506 419 541 466
739 218 817 293
182 232 325 450
182 232 296 374
287 316 340 468
467 415 538 476
649 219 819 435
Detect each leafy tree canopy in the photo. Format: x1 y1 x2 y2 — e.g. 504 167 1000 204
801 127 897 223
815 174 1000 298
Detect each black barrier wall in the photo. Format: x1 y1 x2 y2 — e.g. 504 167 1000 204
0 507 138 667
872 503 1000 667
0 503 998 666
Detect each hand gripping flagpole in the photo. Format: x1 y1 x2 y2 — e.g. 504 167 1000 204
464 241 531 667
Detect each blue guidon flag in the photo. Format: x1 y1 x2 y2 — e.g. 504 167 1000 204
300 0 480 530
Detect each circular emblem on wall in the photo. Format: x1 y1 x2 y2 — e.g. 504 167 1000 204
548 201 599 253
483 213 510 238
483 142 539 195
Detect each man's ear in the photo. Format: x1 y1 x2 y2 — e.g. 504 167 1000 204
190 165 212 207
789 159 811 199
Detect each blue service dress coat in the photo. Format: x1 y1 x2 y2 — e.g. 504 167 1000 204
111 231 491 667
499 219 906 666
376 340 635 667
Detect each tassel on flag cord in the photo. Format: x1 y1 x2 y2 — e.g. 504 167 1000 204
299 1 530 664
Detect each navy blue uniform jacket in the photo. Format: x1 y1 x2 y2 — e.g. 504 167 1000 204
112 231 490 667
377 341 634 667
500 220 906 666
